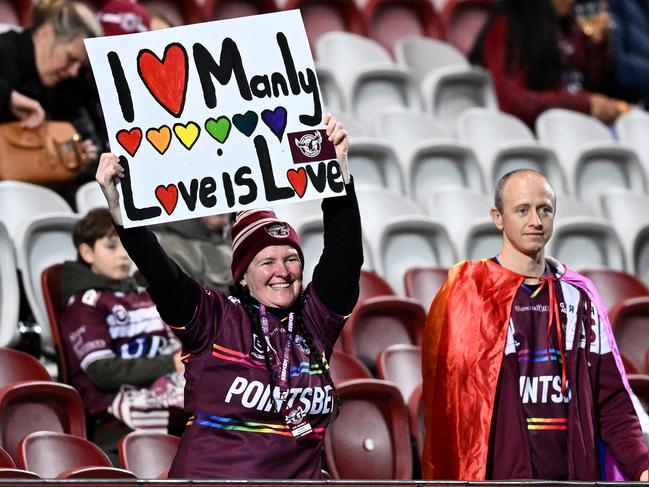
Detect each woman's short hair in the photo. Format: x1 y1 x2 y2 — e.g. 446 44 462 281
32 0 102 41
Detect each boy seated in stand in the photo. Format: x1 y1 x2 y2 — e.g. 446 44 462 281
59 208 184 446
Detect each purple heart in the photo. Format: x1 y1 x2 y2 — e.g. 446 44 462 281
261 106 287 142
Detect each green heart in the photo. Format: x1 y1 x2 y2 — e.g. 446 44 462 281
205 116 231 143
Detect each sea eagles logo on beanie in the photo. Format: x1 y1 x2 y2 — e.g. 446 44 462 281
266 223 290 238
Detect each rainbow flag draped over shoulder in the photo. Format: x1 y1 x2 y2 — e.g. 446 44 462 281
421 258 632 480
421 259 523 480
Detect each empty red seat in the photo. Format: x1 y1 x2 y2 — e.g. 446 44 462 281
0 348 51 386
407 383 424 456
203 0 276 21
359 270 396 303
118 430 180 479
41 264 69 383
580 268 649 313
330 350 373 384
610 297 649 374
285 0 365 54
324 379 412 479
403 266 448 311
0 381 86 462
17 431 118 479
376 344 421 403
440 0 497 55
627 374 649 412
343 297 426 367
0 0 29 26
363 0 443 54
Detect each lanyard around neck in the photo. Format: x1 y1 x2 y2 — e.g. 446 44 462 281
258 304 295 393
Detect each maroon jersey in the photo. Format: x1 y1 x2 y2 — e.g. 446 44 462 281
167 283 345 479
60 288 177 413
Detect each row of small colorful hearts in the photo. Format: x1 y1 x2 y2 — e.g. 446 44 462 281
114 107 288 157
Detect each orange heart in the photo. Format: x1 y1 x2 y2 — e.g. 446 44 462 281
287 167 308 198
146 126 172 155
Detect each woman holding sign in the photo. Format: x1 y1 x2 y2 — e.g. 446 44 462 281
96 113 362 479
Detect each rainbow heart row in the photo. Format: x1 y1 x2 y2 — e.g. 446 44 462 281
115 107 288 157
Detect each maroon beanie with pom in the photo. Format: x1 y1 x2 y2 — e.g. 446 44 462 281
98 0 150 36
230 209 304 283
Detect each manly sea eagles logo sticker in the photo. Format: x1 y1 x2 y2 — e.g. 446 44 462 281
287 129 336 164
266 223 290 238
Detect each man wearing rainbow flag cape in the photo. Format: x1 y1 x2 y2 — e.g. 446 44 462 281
422 169 649 481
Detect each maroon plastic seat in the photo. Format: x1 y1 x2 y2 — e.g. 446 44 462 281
407 383 424 456
118 430 180 479
203 0 276 21
10 0 41 26
627 374 649 412
343 296 426 367
41 263 70 383
0 381 86 462
0 468 40 478
60 466 137 479
17 431 113 479
579 268 649 313
363 0 443 54
324 379 412 479
440 0 497 55
403 266 449 311
0 348 51 387
330 350 373 385
376 344 421 404
286 0 365 54
610 297 649 374
0 446 14 468
359 270 396 303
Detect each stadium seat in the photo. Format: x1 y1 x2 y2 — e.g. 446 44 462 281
324 379 412 479
343 296 426 367
627 374 649 412
17 431 114 479
425 186 491 244
377 111 485 202
407 383 424 456
285 0 365 53
403 266 448 310
363 0 443 54
316 32 422 126
579 268 649 313
348 139 405 194
457 108 567 193
634 227 649 287
536 109 647 205
0 348 51 386
118 431 180 479
202 0 276 20
547 218 626 272
3 0 36 26
615 109 649 173
15 214 79 355
41 263 70 383
0 468 40 478
610 297 649 374
75 181 106 216
440 0 498 55
337 111 373 138
0 222 19 348
329 351 373 384
376 344 421 403
394 36 467 84
315 63 346 113
0 381 86 462
359 270 396 303
0 181 72 254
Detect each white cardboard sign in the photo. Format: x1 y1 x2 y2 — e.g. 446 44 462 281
85 10 344 228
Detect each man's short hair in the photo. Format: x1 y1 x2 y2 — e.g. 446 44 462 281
73 208 117 262
493 169 555 213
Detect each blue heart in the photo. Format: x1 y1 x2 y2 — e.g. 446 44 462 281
261 107 288 142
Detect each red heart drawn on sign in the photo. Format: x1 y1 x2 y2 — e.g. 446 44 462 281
137 43 188 117
154 184 178 215
116 128 142 157
287 168 308 198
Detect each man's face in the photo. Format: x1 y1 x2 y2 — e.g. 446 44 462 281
491 172 556 258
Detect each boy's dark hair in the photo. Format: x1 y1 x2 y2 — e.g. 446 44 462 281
73 208 117 262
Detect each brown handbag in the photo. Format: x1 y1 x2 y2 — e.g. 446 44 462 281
0 121 87 187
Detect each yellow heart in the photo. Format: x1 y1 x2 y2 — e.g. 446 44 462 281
173 122 200 150
146 126 171 155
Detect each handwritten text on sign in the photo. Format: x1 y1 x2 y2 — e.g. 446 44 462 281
85 11 344 228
